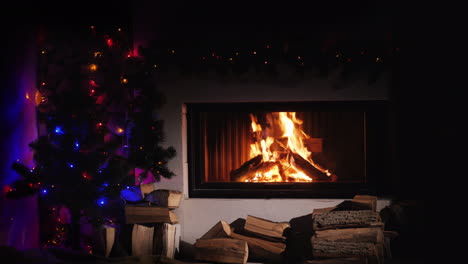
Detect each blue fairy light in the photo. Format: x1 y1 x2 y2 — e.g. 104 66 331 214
97 197 106 206
54 126 65 135
68 163 74 168
41 189 48 195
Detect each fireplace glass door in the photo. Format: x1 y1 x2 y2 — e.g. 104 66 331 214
187 101 389 198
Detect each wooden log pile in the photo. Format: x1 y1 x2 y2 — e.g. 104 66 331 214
310 195 386 264
193 216 289 263
122 183 183 259
180 194 397 264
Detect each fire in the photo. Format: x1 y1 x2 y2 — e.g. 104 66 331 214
243 112 335 182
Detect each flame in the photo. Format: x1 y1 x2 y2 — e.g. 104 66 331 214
245 112 333 182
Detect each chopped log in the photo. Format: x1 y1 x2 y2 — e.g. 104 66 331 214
230 232 285 263
313 210 383 230
352 195 378 212
245 215 290 240
313 228 384 244
125 205 178 224
194 238 248 264
230 155 263 182
145 189 183 209
230 218 284 243
291 152 335 182
103 225 115 258
130 223 179 258
199 220 232 240
285 213 315 262
131 224 154 256
312 207 336 219
140 183 156 198
311 228 384 258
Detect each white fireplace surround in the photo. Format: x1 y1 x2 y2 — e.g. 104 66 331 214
149 70 392 243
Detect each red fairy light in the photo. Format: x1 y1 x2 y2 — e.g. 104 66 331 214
106 37 113 47
90 80 99 87
4 185 12 193
82 171 92 180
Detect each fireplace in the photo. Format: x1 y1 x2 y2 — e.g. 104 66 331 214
186 101 390 198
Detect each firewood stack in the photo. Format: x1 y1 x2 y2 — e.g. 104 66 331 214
193 216 289 263
310 195 386 264
123 183 183 258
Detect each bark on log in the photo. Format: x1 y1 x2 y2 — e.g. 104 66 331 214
230 155 263 182
313 210 383 230
291 152 335 182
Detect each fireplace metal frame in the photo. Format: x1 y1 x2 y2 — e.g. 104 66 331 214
186 101 391 199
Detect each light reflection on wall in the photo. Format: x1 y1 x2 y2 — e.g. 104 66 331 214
0 25 39 249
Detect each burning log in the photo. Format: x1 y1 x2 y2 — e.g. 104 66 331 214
230 155 263 182
291 152 336 182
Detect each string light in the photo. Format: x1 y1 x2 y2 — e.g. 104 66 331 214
89 64 98 71
106 38 113 47
54 126 65 135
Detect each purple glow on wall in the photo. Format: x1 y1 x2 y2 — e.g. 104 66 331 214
0 25 39 248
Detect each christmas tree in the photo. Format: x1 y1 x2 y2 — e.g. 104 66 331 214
5 25 176 251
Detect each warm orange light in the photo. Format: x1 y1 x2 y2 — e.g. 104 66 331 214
89 64 98 71
116 128 124 134
245 112 335 183
121 77 128 84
